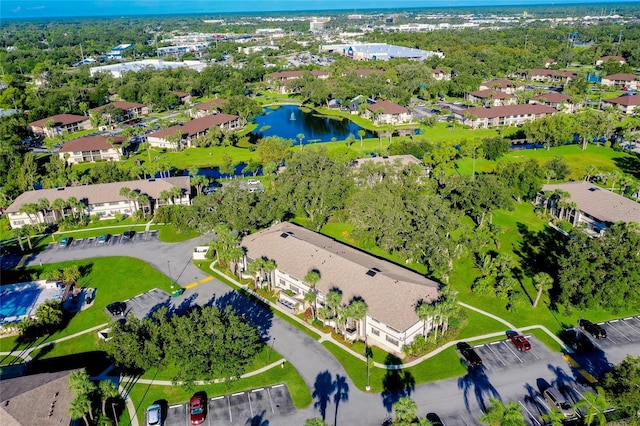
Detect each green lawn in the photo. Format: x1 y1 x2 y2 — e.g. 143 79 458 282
0 355 25 366
127 361 311 424
155 224 201 242
322 341 466 393
0 257 174 351
455 144 635 181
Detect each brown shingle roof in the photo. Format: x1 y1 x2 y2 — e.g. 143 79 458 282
6 177 190 213
599 55 625 62
529 69 578 79
148 114 239 139
469 90 515 100
29 114 88 128
195 99 228 110
603 73 638 81
480 78 517 89
602 94 640 106
464 104 556 119
241 222 440 331
172 91 190 98
530 93 572 103
353 68 384 76
58 135 126 153
0 371 75 426
368 99 409 115
542 181 640 225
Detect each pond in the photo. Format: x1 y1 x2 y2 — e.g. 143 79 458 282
250 105 373 144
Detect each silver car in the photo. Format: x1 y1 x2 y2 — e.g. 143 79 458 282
146 403 162 426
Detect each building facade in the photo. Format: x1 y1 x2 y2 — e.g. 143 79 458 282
58 136 125 164
240 222 440 353
29 114 92 138
147 114 241 149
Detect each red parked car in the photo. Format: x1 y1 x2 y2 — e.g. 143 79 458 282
189 394 206 425
506 331 531 351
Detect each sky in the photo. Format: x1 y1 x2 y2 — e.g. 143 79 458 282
1 0 631 19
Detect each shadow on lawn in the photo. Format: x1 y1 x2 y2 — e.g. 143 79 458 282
613 152 640 179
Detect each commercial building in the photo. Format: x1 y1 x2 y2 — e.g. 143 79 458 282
320 43 443 61
89 59 208 78
240 222 440 353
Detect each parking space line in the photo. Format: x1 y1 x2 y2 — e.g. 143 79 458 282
200 276 213 283
169 404 182 408
610 319 619 323
211 396 224 401
227 395 232 422
519 401 541 426
267 387 275 414
485 343 507 366
618 320 640 337
232 392 244 396
501 341 523 363
607 324 632 341
272 384 284 389
252 388 264 392
247 392 253 417
623 317 634 320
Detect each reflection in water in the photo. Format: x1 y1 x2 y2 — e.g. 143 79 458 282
251 105 373 143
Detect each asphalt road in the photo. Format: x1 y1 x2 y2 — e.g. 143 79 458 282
18 236 640 425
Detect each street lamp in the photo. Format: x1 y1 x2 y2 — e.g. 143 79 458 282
167 260 173 291
365 346 371 391
111 402 119 426
267 337 276 363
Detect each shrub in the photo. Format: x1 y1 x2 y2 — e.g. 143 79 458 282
558 220 573 232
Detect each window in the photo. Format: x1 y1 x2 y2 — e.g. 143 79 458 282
386 335 399 346
371 328 380 336
290 285 300 295
94 203 105 207
279 279 285 285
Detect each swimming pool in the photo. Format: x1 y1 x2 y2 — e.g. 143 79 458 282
0 281 65 324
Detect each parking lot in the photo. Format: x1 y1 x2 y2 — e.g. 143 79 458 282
160 384 295 425
48 229 158 251
591 315 640 348
466 335 555 371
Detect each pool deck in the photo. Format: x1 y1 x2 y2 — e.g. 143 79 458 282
0 280 65 325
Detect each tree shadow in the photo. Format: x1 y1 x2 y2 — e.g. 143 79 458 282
246 410 269 426
168 293 200 316
380 354 415 413
333 374 349 426
523 382 546 418
613 153 640 179
212 290 273 340
26 351 111 376
457 365 500 413
313 370 335 422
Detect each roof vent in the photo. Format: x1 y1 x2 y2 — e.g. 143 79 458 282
148 178 156 182
280 233 289 238
56 187 65 191
366 269 377 277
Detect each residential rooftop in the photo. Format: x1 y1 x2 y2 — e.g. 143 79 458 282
58 135 125 153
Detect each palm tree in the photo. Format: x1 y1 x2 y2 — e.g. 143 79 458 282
584 164 599 182
574 387 609 426
69 396 92 426
20 225 35 250
479 398 525 426
170 186 183 204
137 194 150 219
37 198 51 224
416 301 437 337
532 272 553 308
316 306 332 326
304 292 318 320
159 190 172 206
63 266 81 286
607 170 621 192
297 133 305 150
20 202 40 229
262 259 277 292
358 129 366 147
52 198 67 221
541 408 565 426
392 396 418 425
304 418 326 426
98 380 120 417
119 186 132 213
128 190 140 214
326 289 343 318
348 300 368 340
304 270 321 317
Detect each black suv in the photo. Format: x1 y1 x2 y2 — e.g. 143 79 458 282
457 342 482 366
122 230 136 240
579 319 607 339
106 302 126 316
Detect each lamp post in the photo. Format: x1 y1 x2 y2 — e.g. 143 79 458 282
267 337 276 363
365 347 371 391
167 260 173 291
111 402 119 426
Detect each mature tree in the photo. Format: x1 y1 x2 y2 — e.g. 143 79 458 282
304 270 321 318
62 265 81 286
574 387 609 426
255 136 292 172
346 299 368 340
602 355 640 418
69 395 92 426
544 157 570 181
276 148 352 231
479 398 525 426
495 160 544 202
326 289 343 318
68 369 96 422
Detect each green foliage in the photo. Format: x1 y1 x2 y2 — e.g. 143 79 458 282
17 300 65 340
102 305 262 386
602 355 640 418
481 137 511 161
479 398 526 425
557 222 640 311
544 157 571 181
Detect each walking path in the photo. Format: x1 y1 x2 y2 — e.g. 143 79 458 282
6 236 574 425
